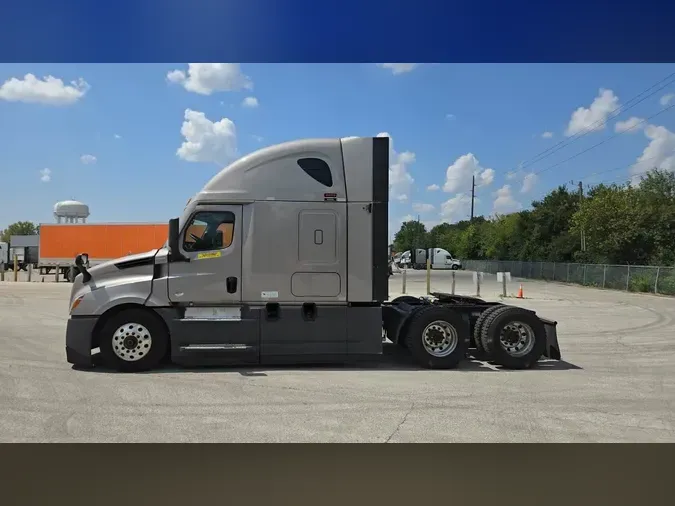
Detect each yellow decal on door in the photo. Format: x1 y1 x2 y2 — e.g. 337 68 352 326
197 251 222 260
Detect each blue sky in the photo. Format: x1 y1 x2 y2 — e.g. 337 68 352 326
1 63 675 241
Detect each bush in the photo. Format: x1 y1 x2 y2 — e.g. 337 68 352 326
656 274 675 296
629 274 653 293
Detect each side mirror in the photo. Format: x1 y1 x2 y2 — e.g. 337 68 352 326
168 218 188 263
75 253 89 268
74 253 92 282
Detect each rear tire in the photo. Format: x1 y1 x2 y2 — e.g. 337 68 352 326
472 305 503 357
391 295 421 304
479 305 546 369
99 308 169 372
405 306 468 369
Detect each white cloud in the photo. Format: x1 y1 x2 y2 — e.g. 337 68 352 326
443 153 494 193
39 168 51 183
427 184 440 191
0 74 89 105
167 64 252 95
493 185 522 214
614 116 644 134
521 172 538 193
377 63 420 75
479 168 495 186
241 96 259 108
252 135 264 143
412 202 435 213
565 88 619 136
80 154 97 165
541 131 554 138
630 124 675 182
446 113 455 120
376 132 415 202
114 134 122 139
176 109 238 165
660 93 674 106
440 193 474 222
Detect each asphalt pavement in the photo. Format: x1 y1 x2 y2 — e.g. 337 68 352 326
1 269 674 442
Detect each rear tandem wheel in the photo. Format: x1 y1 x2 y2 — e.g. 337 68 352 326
404 305 468 369
479 305 547 369
472 305 504 357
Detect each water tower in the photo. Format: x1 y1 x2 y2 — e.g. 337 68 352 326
54 200 90 224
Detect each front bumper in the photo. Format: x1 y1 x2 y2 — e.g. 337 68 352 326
65 316 97 367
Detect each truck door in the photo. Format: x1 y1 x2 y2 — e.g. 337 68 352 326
168 205 242 305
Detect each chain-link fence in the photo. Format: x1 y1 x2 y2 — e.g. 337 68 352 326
462 260 675 296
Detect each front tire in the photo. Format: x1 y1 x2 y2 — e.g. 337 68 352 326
99 308 169 372
405 306 468 369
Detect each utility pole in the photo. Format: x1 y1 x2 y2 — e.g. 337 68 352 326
470 175 476 221
577 181 586 252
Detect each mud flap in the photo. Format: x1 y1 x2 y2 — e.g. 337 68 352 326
539 317 561 360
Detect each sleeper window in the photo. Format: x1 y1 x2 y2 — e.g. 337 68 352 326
297 158 333 187
183 211 235 252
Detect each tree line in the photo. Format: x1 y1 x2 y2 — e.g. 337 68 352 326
0 221 38 243
393 169 675 267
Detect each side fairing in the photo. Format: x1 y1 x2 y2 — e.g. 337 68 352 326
341 136 389 303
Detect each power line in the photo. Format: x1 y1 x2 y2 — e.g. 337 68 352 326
510 102 675 186
437 77 675 198
578 151 675 184
513 71 675 172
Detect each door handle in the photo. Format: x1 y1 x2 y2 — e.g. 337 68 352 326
226 276 238 293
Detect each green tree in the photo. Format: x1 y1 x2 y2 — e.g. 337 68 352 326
570 183 645 264
633 169 675 265
393 220 428 253
390 168 675 266
0 221 38 243
427 222 452 247
482 213 520 260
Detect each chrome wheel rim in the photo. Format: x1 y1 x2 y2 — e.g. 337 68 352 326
422 320 458 357
499 321 535 357
112 323 152 362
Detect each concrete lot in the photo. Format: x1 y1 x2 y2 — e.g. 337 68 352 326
1 269 674 442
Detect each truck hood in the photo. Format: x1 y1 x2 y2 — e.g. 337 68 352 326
88 249 159 278
68 248 164 309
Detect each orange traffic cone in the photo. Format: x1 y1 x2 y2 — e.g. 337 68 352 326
517 283 524 299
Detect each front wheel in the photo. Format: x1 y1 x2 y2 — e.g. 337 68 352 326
451 264 459 270
405 306 468 369
98 308 169 372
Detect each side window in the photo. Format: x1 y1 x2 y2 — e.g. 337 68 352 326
183 211 235 252
297 158 333 187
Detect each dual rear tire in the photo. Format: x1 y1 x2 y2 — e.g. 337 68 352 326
472 305 546 369
403 304 546 370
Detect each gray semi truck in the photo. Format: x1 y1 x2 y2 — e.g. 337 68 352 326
65 136 561 373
